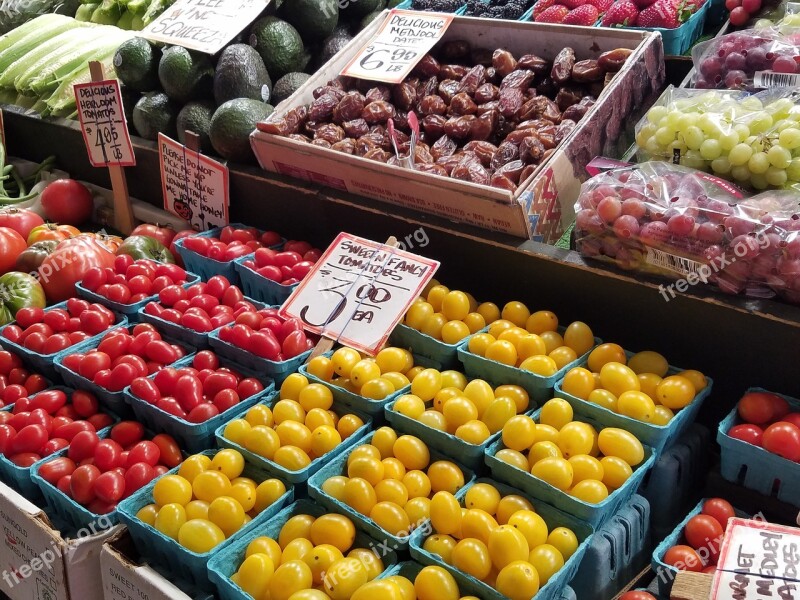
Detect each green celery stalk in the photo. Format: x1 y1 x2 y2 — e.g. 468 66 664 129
0 15 84 72
0 28 93 89
45 47 118 115
75 3 100 20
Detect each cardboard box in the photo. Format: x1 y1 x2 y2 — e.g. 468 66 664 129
251 15 665 241
0 481 118 600
100 530 214 600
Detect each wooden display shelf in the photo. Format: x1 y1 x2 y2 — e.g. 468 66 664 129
5 107 800 434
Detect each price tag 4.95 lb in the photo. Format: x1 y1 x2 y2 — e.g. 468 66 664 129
73 80 136 167
341 9 454 84
280 233 440 355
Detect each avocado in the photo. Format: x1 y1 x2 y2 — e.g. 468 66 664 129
271 72 311 105
132 92 177 140
119 85 140 125
279 0 338 40
342 0 383 18
177 101 215 152
359 9 384 30
249 16 306 80
114 37 160 92
213 44 272 106
319 29 354 66
209 99 274 163
158 45 214 104
386 0 402 7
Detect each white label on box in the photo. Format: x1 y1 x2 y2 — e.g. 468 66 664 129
73 80 136 168
158 132 229 231
280 232 439 354
754 71 800 88
341 9 454 83
711 518 800 600
142 0 269 54
645 247 704 277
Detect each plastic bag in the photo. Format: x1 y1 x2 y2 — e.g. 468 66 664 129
690 28 800 90
635 86 800 191
573 161 800 303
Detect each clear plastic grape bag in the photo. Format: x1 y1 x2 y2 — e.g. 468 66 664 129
573 160 800 304
690 28 800 90
635 85 800 191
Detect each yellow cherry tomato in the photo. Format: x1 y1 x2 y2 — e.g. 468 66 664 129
599 362 641 397
282 537 313 563
426 285 450 310
420 313 447 339
411 369 442 402
136 504 158 526
177 519 224 553
331 348 362 378
485 340 518 366
464 482 501 514
405 496 431 526
528 544 564 584
534 423 560 444
210 449 245 480
498 327 528 348
496 561 540 600
540 398 574 430
508 509 548 548
678 369 707 391
371 426 397 459
337 414 365 439
307 356 335 382
618 391 657 422
588 389 618 412
430 491 462 536
360 377 395 400
637 373 662 402
236 552 275 599
440 370 468 391
427 460 465 494
280 373 309 401
382 457 406 480
423 534 457 563
540 330 565 354
276 421 313 452
563 321 594 356
304 544 344 585
270 560 314 600
495 448 529 471
273 399 306 425
468 333 495 357
477 302 501 323
403 470 431 499
495 494 534 525
153 474 192 507
463 379 494 415
461 508 499 545
653 405 675 426
348 456 385 486
656 375 696 409
548 527 578 560
382 372 411 391
274 445 312 471
495 384 529 414
598 428 645 466
531 457 573 491
561 367 595 399
550 346 578 370
323 558 368 600
310 425 342 457
155 503 186 540
245 425 281 459
299 383 334 412
321 475 348 501
443 397 478 430
279 513 316 548
483 397 517 433
343 477 377 515
247 536 282 564
571 479 609 503
255 478 287 514
463 312 486 333
501 301 530 327
517 334 547 361
600 456 633 490
310 514 356 552
350 360 381 388
452 538 492 579
419 410 448 431
628 351 669 377
371 501 411 535
208 496 245 537
441 291 471 321
224 419 252 445
393 435 430 470
488 524 530 570
406 301 435 330
502 415 537 451
587 343 627 372
520 355 558 377
348 547 384 580
529 441 562 463
526 310 558 334
394 394 425 419
415 565 459 600
569 454 604 483
192 470 231 503
376 347 414 374
557 422 596 458
375 478 409 505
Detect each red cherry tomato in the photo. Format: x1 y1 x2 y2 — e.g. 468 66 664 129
42 309 69 332
782 414 800 429
106 363 138 392
619 594 657 600
205 276 230 299
11 424 47 454
174 376 204 410
702 498 736 531
145 341 178 365
728 424 763 446
38 456 77 485
15 307 44 329
127 441 160 467
86 413 114 431
213 389 240 413
249 331 281 360
94 470 125 504
68 430 100 462
203 372 237 398
23 374 48 395
110 421 145 447
0 425 16 454
738 392 782 426
663 545 704 572
94 439 124 472
282 330 308 359
54 421 94 441
124 462 156 496
41 438 69 456
762 422 800 461
187 403 219 423
131 378 161 404
684 515 724 559
71 464 101 504
151 433 182 468
156 397 187 419
11 453 41 467
237 378 263 399
57 474 72 496
78 352 111 381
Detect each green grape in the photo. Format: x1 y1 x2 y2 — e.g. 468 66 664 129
734 124 751 141
711 157 732 174
767 98 794 118
747 136 764 153
647 106 668 125
683 150 706 169
779 127 800 149
750 173 769 190
636 124 657 147
765 166 788 187
699 139 722 160
730 165 751 181
768 145 792 169
697 114 722 137
719 131 740 151
665 111 682 130
749 112 774 135
683 126 705 150
786 158 800 180
677 113 699 130
748 152 770 174
669 140 689 155
655 127 676 146
644 137 662 156
729 143 754 166
741 97 764 111
775 120 793 133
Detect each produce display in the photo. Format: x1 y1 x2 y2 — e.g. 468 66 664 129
179 225 283 262
81 257 191 306
422 481 578 594
319 428 468 534
216 307 315 362
493 400 646 502
728 389 800 461
133 448 287 551
660 497 736 573
260 42 634 191
238 240 323 286
0 350 48 407
403 284 498 344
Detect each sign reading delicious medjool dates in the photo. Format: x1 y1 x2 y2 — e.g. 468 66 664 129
342 9 454 84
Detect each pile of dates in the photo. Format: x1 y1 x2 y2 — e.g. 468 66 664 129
260 41 633 192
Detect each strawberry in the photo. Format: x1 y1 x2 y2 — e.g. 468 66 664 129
562 0 590 9
590 0 615 11
601 0 639 24
532 0 557 17
633 0 657 8
562 3 600 23
535 4 570 21
637 0 681 27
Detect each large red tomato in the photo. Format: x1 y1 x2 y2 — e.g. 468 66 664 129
40 180 94 225
0 228 27 274
130 224 177 248
38 236 116 302
0 209 44 240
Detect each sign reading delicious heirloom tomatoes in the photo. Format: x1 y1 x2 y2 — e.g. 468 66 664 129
73 80 135 167
280 233 440 355
158 133 229 231
142 0 269 54
710 518 800 600
341 9 454 84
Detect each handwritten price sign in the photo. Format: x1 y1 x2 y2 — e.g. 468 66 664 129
280 233 439 354
73 80 135 167
711 518 800 600
341 9 454 84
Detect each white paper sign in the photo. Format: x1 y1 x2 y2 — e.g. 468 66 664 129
73 80 136 167
341 9 454 84
711 518 800 600
279 233 440 354
158 133 229 231
142 0 269 54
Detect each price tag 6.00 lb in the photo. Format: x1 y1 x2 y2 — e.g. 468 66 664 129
280 233 440 355
341 9 454 84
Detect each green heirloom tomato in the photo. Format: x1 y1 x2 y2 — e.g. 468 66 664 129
0 272 46 326
116 235 176 263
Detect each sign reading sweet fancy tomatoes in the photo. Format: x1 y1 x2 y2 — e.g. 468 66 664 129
158 133 229 231
341 9 454 84
710 517 800 600
280 233 440 355
73 80 135 167
142 0 269 54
